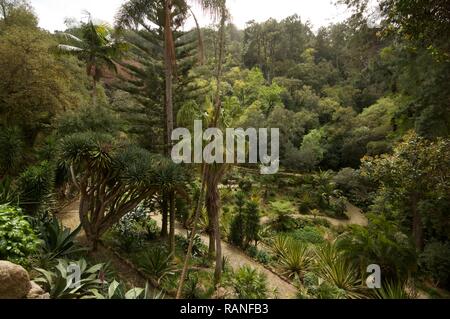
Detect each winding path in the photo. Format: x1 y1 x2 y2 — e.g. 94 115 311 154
58 200 299 299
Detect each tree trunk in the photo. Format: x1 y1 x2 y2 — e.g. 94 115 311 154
164 0 175 157
169 191 176 255
206 186 216 259
160 192 169 238
92 77 97 107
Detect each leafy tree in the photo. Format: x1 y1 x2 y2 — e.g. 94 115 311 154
361 132 450 250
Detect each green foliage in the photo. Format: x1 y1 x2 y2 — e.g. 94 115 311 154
361 132 450 248
230 266 268 299
375 281 411 300
0 204 40 265
298 272 347 299
56 106 122 137
38 218 86 264
419 242 450 289
314 243 365 299
17 161 55 215
291 226 324 245
34 258 108 299
88 280 154 299
269 201 297 233
139 247 177 284
0 126 24 175
337 215 417 282
179 234 207 258
271 235 312 280
229 213 245 247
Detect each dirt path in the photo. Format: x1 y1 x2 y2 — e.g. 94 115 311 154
152 215 298 299
58 200 298 299
261 202 368 228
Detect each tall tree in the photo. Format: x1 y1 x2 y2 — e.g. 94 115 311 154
57 14 127 106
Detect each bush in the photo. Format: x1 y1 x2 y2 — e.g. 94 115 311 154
291 226 324 245
139 247 176 284
38 218 86 266
229 213 245 247
231 266 268 299
419 242 450 289
0 126 24 176
0 205 40 265
246 246 272 265
179 234 207 258
18 161 55 214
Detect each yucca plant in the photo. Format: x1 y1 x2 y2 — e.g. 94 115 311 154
34 259 109 299
375 281 412 299
278 240 312 280
314 243 365 299
270 234 291 258
139 247 177 285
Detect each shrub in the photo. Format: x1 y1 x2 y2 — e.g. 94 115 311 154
278 240 312 280
0 205 40 265
18 161 55 214
231 266 268 299
0 126 24 176
38 218 86 266
314 243 364 299
291 226 324 245
229 213 245 247
139 247 176 284
419 242 450 289
179 234 207 258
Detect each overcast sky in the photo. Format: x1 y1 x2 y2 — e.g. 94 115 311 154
30 0 351 32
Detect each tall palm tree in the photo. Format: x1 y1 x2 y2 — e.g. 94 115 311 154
58 14 127 106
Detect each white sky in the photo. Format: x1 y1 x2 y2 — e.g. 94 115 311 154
30 0 351 32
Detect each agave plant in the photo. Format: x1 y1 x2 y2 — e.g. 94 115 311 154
34 259 109 299
39 218 87 264
88 280 162 299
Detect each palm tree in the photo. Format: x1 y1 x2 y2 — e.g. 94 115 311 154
57 14 127 106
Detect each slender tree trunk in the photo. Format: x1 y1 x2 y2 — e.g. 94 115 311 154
164 0 175 156
169 192 176 255
176 164 209 299
206 186 216 259
92 77 97 107
160 193 169 238
189 8 205 65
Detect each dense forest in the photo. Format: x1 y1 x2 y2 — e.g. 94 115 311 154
0 0 449 300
